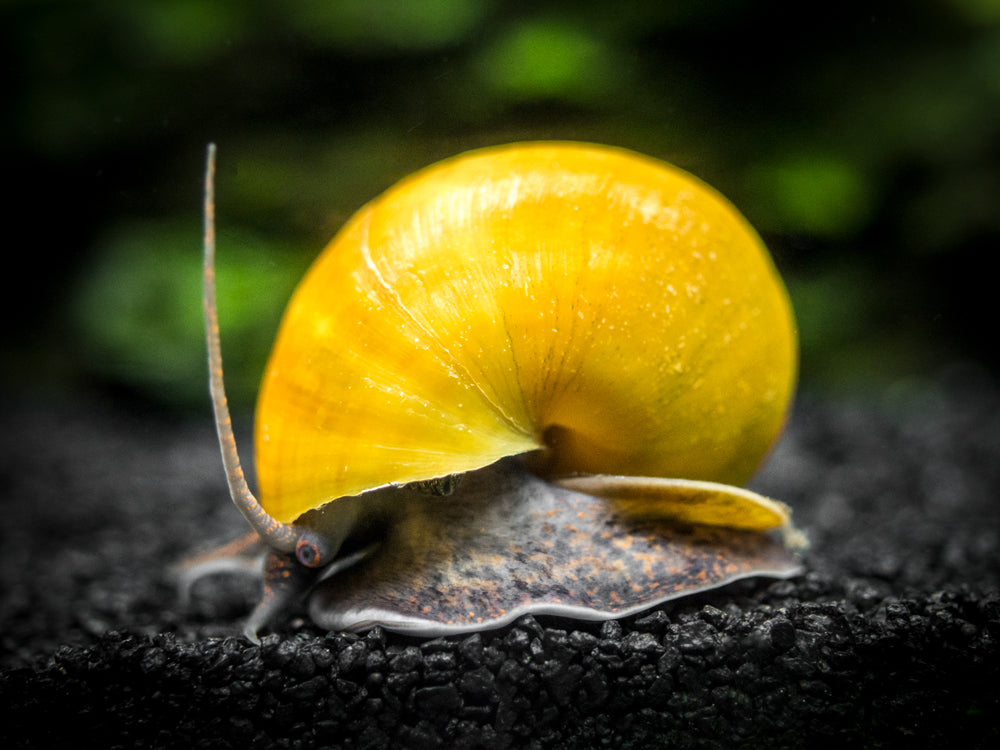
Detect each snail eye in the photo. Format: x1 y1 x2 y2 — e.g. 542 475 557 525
295 531 332 568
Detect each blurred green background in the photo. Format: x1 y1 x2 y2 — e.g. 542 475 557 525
3 0 999 413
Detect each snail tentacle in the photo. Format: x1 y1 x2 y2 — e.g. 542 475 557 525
243 550 320 643
172 531 266 605
202 143 300 554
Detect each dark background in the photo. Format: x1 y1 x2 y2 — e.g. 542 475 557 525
3 0 999 410
2 3 1000 747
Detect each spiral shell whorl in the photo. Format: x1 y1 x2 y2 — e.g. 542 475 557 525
255 142 796 524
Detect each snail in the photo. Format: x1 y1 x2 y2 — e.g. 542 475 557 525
180 141 803 641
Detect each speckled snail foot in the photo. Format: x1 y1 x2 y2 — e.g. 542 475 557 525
178 142 804 642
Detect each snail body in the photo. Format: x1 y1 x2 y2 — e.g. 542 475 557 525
184 142 801 639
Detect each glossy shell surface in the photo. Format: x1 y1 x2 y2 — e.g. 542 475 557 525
255 142 797 523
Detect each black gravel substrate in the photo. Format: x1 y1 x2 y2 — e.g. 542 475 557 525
2 364 999 748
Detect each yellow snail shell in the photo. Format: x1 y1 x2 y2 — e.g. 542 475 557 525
182 141 802 639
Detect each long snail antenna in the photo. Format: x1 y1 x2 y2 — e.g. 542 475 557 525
203 143 299 553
